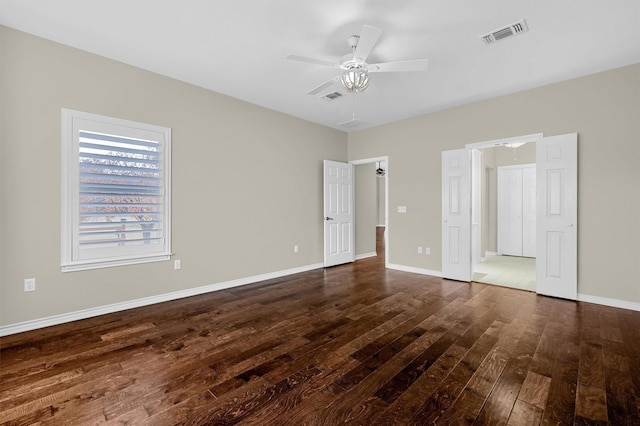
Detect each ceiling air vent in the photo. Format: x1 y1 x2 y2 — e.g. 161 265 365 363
480 19 528 45
339 119 365 130
322 91 344 101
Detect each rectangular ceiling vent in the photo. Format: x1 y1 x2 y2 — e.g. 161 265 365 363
339 119 365 130
322 91 344 101
480 19 528 45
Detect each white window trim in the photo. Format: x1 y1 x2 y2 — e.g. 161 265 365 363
61 109 172 272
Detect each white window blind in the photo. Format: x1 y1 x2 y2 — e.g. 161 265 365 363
62 109 171 271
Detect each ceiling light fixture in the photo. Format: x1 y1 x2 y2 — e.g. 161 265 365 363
340 63 370 93
504 142 525 148
504 141 525 160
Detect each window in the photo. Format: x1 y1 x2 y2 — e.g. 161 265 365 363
61 109 171 271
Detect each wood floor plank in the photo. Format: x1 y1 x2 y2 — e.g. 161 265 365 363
507 399 544 426
2 230 640 424
540 359 579 425
517 370 551 409
474 330 542 425
409 332 499 423
578 340 605 388
575 383 608 423
374 337 466 423
603 347 640 425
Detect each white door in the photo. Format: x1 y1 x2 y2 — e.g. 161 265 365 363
497 164 536 257
442 149 471 282
536 133 578 300
498 167 524 256
471 149 482 267
522 166 537 257
323 160 355 267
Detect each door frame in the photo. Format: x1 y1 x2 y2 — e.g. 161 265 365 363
350 156 389 268
459 132 578 300
464 134 542 283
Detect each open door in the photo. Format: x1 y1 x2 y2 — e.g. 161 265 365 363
536 133 578 299
442 149 472 281
323 160 355 267
471 149 482 268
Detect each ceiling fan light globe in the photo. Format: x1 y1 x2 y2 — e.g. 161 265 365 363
340 69 370 93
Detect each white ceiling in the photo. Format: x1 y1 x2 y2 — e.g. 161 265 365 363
1 1 639 131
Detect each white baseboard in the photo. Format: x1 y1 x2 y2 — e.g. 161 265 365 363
578 293 640 312
384 266 640 312
0 263 323 337
355 252 377 261
387 263 443 278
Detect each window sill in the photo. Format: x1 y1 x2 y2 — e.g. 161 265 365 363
61 254 171 272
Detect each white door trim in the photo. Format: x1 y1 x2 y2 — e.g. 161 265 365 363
349 156 389 268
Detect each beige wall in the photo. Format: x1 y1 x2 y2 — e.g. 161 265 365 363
0 27 347 326
355 163 377 256
349 63 640 303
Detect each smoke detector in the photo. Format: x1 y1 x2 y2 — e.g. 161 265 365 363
480 19 528 45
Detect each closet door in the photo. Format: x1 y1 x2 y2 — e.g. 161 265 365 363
498 164 536 257
498 167 523 256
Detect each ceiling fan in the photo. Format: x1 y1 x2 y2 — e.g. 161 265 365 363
286 25 429 96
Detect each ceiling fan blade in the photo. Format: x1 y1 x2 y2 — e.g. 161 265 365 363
353 25 382 62
368 59 429 73
286 54 340 68
306 77 340 95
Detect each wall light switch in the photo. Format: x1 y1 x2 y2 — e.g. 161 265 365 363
24 278 36 292
174 260 181 270
397 206 407 213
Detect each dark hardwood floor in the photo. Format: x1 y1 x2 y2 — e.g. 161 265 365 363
2 228 640 425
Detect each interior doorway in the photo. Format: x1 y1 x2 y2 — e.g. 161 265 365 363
350 156 389 267
472 143 537 291
443 133 577 300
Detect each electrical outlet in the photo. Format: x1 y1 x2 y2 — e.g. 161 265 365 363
425 247 430 255
24 278 36 292
174 260 181 270
294 245 299 253
417 246 423 254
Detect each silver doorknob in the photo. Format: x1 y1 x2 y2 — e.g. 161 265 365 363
325 217 334 221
